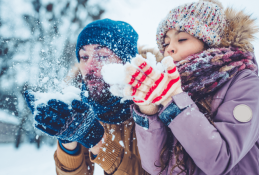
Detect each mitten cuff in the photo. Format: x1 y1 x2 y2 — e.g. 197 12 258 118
77 119 104 148
159 102 184 126
131 104 162 130
132 106 149 129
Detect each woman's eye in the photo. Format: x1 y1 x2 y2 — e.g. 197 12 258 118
163 43 169 48
179 39 187 42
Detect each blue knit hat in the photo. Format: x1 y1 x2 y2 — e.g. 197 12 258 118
76 18 138 62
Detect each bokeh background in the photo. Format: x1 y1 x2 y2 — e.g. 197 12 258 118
1 0 259 174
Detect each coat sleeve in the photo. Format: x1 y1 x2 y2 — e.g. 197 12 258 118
133 105 168 175
169 69 259 175
89 134 150 175
54 141 95 175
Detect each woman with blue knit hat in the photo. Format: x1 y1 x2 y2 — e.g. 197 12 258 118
123 0 259 174
24 18 152 175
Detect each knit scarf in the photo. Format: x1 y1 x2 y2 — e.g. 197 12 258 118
176 47 258 103
81 81 133 124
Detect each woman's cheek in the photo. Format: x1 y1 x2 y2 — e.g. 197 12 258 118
180 49 189 59
184 47 196 58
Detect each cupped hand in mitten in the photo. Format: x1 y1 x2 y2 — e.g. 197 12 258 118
24 90 86 136
24 90 104 148
124 56 183 108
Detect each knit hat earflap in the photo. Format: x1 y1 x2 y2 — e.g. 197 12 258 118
76 18 138 63
156 0 226 54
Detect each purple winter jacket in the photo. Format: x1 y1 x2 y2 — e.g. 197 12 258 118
134 67 259 175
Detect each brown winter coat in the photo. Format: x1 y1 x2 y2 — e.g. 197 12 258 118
54 118 150 175
53 47 163 175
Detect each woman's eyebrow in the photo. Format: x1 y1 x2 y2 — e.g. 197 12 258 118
175 31 183 35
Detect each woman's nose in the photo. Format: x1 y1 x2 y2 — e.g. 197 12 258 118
167 43 177 56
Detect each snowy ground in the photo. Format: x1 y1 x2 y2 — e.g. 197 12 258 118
0 143 104 175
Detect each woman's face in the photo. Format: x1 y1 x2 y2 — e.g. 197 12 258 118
163 29 205 62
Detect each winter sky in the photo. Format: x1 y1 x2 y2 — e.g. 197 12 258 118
103 0 259 64
2 0 259 63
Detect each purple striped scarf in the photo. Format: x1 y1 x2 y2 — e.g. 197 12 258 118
176 47 258 101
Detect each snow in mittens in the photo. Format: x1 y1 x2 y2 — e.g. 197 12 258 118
32 86 82 113
101 52 167 101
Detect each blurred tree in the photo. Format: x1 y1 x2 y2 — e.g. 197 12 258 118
0 0 107 148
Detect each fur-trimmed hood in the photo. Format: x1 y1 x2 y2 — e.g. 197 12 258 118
220 7 259 52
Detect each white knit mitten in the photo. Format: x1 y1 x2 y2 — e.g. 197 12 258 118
124 55 183 108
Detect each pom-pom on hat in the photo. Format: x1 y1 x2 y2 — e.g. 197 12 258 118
156 0 226 54
76 18 138 62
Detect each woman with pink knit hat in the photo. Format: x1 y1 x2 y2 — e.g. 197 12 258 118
124 0 259 174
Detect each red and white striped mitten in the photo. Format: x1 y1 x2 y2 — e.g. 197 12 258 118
124 55 183 108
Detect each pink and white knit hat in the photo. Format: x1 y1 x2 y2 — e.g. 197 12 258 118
156 0 226 53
